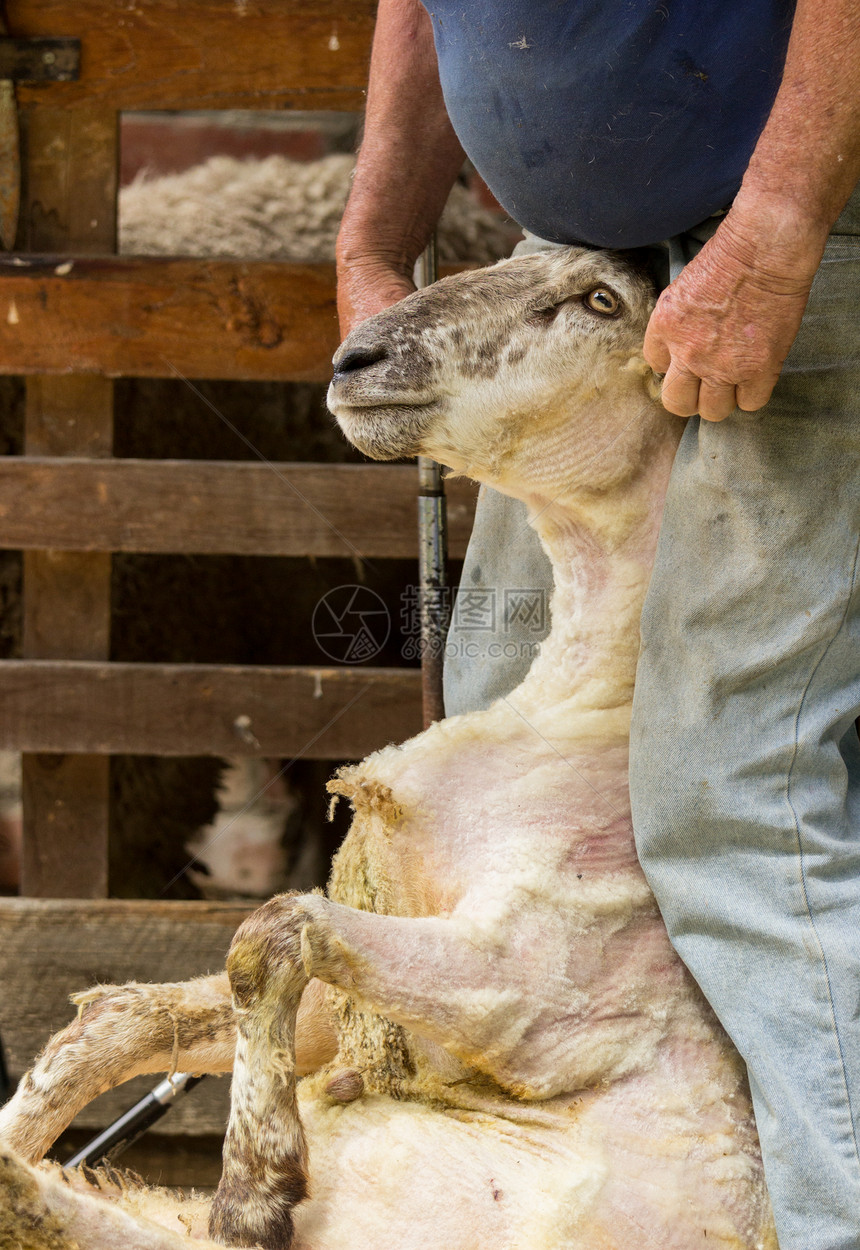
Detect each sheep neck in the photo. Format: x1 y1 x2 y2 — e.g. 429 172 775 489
509 439 677 729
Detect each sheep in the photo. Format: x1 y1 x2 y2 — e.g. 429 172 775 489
0 246 776 1250
118 142 516 896
185 759 331 900
119 153 519 265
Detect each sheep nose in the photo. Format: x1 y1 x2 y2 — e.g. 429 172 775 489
333 342 389 376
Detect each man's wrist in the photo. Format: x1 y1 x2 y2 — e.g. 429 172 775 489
734 181 836 244
335 233 417 282
713 188 830 291
335 247 417 338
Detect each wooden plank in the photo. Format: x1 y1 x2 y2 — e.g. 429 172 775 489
25 375 114 457
0 899 250 1134
21 383 114 897
0 258 472 381
0 256 338 381
0 661 422 758
21 187 117 673
23 550 112 655
20 108 117 899
10 1 375 112
0 460 478 560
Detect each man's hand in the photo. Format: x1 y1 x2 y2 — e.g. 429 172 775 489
336 256 416 340
644 193 828 422
334 0 465 342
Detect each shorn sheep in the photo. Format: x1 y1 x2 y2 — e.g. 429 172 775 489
0 247 775 1249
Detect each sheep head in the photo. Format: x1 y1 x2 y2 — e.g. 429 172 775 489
328 247 672 508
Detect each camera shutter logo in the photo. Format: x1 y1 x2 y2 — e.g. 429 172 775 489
312 585 391 664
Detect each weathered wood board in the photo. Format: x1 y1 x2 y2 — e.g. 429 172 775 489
11 1 376 112
0 258 471 381
0 899 250 1134
0 258 339 381
0 662 422 758
0 460 477 559
20 755 111 899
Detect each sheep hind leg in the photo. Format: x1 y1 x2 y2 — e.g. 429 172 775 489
0 972 236 1165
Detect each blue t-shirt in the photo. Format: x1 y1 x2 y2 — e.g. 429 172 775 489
423 1 795 247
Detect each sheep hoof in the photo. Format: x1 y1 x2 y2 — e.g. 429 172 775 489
209 1197 296 1250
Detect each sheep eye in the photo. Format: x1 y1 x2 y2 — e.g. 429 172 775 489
584 288 620 316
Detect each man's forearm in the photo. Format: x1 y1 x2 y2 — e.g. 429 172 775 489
336 0 465 297
645 0 859 420
729 0 860 270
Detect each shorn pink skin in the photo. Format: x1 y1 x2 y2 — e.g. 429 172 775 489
0 249 776 1250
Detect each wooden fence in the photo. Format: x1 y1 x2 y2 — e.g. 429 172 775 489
0 0 475 1140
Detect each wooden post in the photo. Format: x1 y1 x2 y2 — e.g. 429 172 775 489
19 106 117 897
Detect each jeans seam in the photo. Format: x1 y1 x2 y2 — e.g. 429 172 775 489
784 525 860 1174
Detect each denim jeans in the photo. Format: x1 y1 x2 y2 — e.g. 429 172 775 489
443 186 860 1247
631 187 860 1250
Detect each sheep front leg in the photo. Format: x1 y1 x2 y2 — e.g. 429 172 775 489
0 971 336 1169
209 896 318 1250
209 891 547 1250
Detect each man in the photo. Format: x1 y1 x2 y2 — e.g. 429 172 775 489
335 3 860 1246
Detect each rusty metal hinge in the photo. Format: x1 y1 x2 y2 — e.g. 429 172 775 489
0 36 80 83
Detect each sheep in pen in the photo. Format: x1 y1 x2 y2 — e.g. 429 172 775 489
0 247 775 1250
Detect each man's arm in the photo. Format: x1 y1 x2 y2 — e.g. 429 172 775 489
336 0 465 337
644 0 860 422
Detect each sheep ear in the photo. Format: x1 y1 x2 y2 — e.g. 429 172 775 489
644 368 664 402
622 352 663 402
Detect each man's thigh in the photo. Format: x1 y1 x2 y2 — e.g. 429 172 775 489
631 220 860 871
629 210 860 1250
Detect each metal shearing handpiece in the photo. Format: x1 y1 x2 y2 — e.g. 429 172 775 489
64 1072 206 1170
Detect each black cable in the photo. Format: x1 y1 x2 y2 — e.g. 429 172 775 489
64 1072 206 1169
